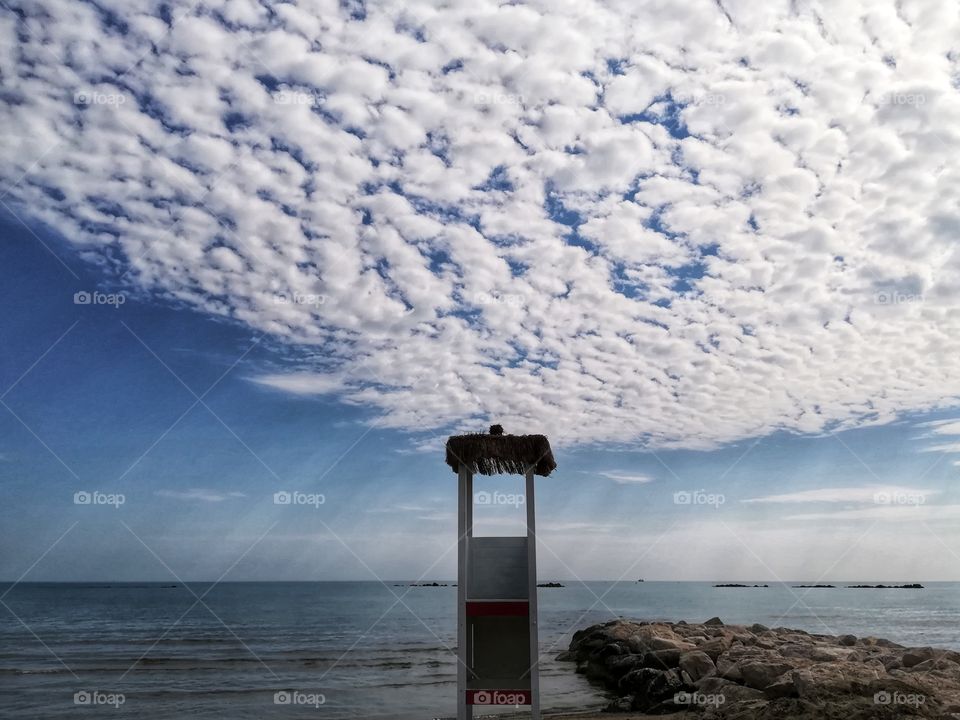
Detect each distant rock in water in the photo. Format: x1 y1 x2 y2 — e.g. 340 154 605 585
404 582 449 587
847 583 924 589
561 618 960 719
793 584 836 588
537 582 564 587
714 583 769 587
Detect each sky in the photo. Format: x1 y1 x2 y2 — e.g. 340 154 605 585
2 0 960 581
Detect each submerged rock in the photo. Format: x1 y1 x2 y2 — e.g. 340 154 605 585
561 618 960 718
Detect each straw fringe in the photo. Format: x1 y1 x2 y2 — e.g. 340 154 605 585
445 432 556 476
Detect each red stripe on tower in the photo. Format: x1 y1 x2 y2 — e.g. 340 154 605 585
465 600 529 616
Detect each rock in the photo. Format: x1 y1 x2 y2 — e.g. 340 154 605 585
790 663 891 701
640 648 681 668
739 660 794 690
565 618 960 719
618 667 662 694
716 654 744 681
778 642 805 657
764 676 800 699
623 624 695 654
902 647 935 668
697 676 766 703
679 650 716 682
704 616 725 626
909 657 958 673
699 636 733 660
594 641 626 659
881 654 902 671
630 668 686 711
606 653 643 678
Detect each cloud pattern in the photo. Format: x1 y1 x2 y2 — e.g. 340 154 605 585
4 0 960 448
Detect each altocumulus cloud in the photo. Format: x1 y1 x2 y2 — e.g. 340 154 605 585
4 1 960 449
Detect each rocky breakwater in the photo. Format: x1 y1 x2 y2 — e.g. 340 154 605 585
560 618 960 718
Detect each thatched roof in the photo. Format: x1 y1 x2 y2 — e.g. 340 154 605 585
445 427 557 476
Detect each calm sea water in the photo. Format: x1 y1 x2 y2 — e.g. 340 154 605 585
1 581 958 718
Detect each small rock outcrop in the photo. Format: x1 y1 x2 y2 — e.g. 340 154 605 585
562 619 960 718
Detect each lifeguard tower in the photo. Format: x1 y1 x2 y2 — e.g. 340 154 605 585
444 425 557 720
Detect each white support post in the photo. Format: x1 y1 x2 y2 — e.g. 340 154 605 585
525 469 540 720
457 464 473 720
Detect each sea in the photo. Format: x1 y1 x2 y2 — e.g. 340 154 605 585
1 581 958 718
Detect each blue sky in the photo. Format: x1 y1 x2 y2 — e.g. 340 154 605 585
3 213 960 581
3 1 960 582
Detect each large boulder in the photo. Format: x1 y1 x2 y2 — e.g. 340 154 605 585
679 650 716 682
739 660 794 690
630 668 687 712
902 647 936 668
699 636 733 660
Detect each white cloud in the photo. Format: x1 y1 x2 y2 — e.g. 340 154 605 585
415 512 456 522
921 443 960 454
155 489 246 503
367 503 437 514
251 373 343 396
915 418 960 457
918 418 960 432
4 1 960 450
597 471 655 484
784 504 960 522
742 486 939 504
